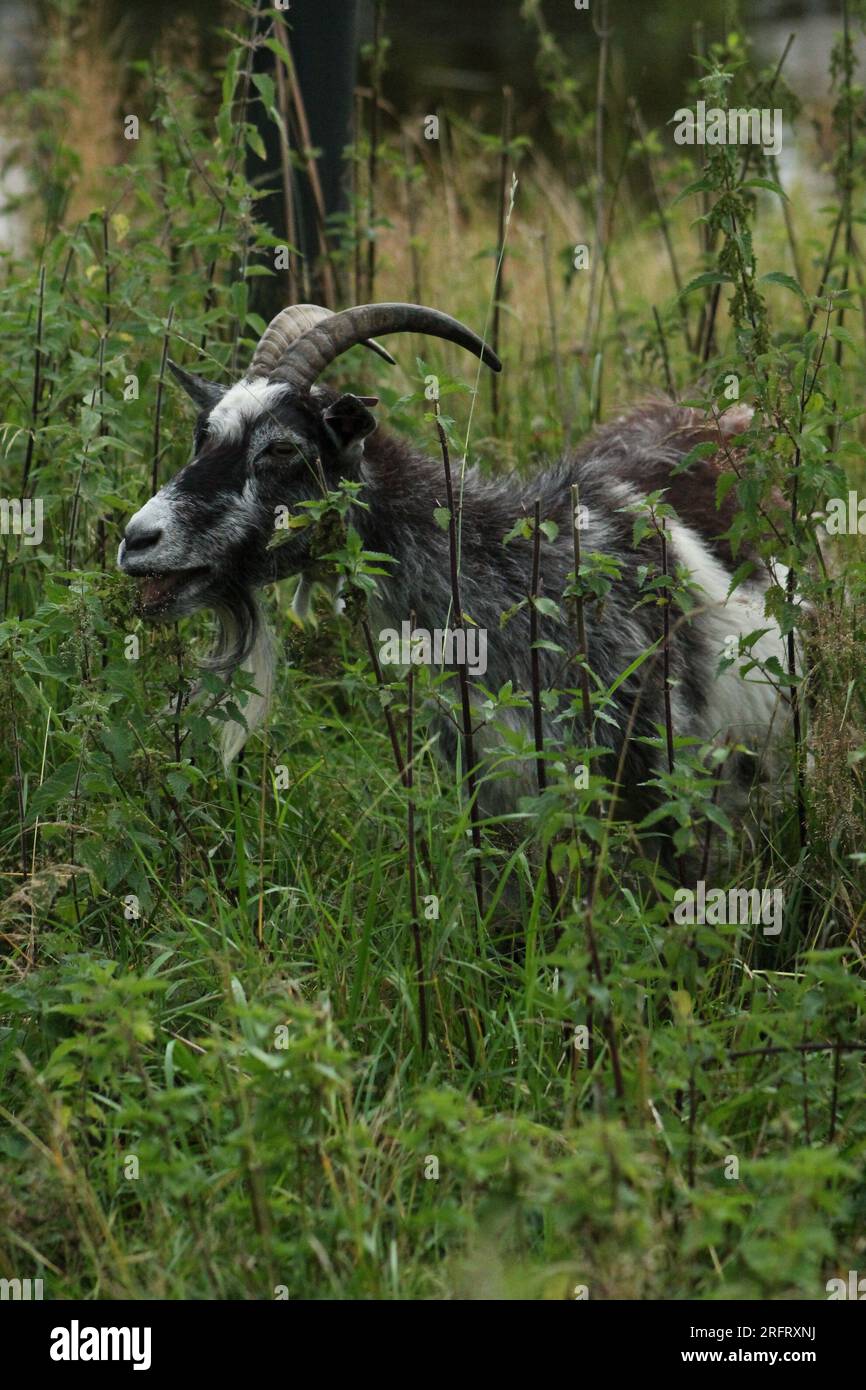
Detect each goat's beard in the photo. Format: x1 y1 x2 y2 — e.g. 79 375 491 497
203 578 260 676
196 579 275 767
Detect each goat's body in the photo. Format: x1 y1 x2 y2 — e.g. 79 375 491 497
349 399 789 820
121 307 791 836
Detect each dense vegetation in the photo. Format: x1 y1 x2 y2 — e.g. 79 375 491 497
1 1 865 1299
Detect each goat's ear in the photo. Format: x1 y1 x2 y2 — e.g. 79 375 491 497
167 359 225 411
322 393 378 464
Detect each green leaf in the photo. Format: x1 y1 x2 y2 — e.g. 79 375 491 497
742 177 789 201
678 272 733 299
727 559 757 597
759 271 805 300
27 758 80 818
500 598 527 627
532 595 561 618
716 470 738 508
673 176 713 205
252 73 276 112
246 128 266 161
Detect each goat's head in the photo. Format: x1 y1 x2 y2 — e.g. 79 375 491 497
118 302 500 668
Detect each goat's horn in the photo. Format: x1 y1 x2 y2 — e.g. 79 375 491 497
267 302 502 390
248 303 396 377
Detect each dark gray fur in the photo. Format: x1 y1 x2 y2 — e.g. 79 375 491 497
119 380 779 821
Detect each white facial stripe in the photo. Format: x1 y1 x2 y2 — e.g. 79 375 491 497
125 489 177 541
206 376 289 443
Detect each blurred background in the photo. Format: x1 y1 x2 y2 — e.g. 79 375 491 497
0 0 860 265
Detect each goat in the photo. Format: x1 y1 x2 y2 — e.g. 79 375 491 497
118 301 791 833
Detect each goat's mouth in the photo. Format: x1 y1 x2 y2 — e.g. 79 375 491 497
134 566 211 616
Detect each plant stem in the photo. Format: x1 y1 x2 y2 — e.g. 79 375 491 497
661 519 675 776
435 405 485 921
490 85 513 429
406 629 428 1053
530 501 558 914
366 0 386 300
152 305 175 495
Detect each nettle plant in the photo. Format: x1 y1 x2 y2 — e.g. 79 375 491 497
677 49 864 876
0 40 324 914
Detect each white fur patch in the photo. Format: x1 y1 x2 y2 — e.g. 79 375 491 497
207 376 289 443
220 618 275 766
666 518 790 756
332 573 347 617
292 573 314 620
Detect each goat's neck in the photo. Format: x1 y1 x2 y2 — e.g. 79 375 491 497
352 444 462 632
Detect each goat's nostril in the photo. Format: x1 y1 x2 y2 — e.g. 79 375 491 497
124 527 163 554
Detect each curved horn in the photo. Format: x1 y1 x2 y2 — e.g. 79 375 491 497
267 302 502 391
248 303 396 378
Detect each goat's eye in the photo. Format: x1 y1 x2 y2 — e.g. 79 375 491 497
269 439 300 460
